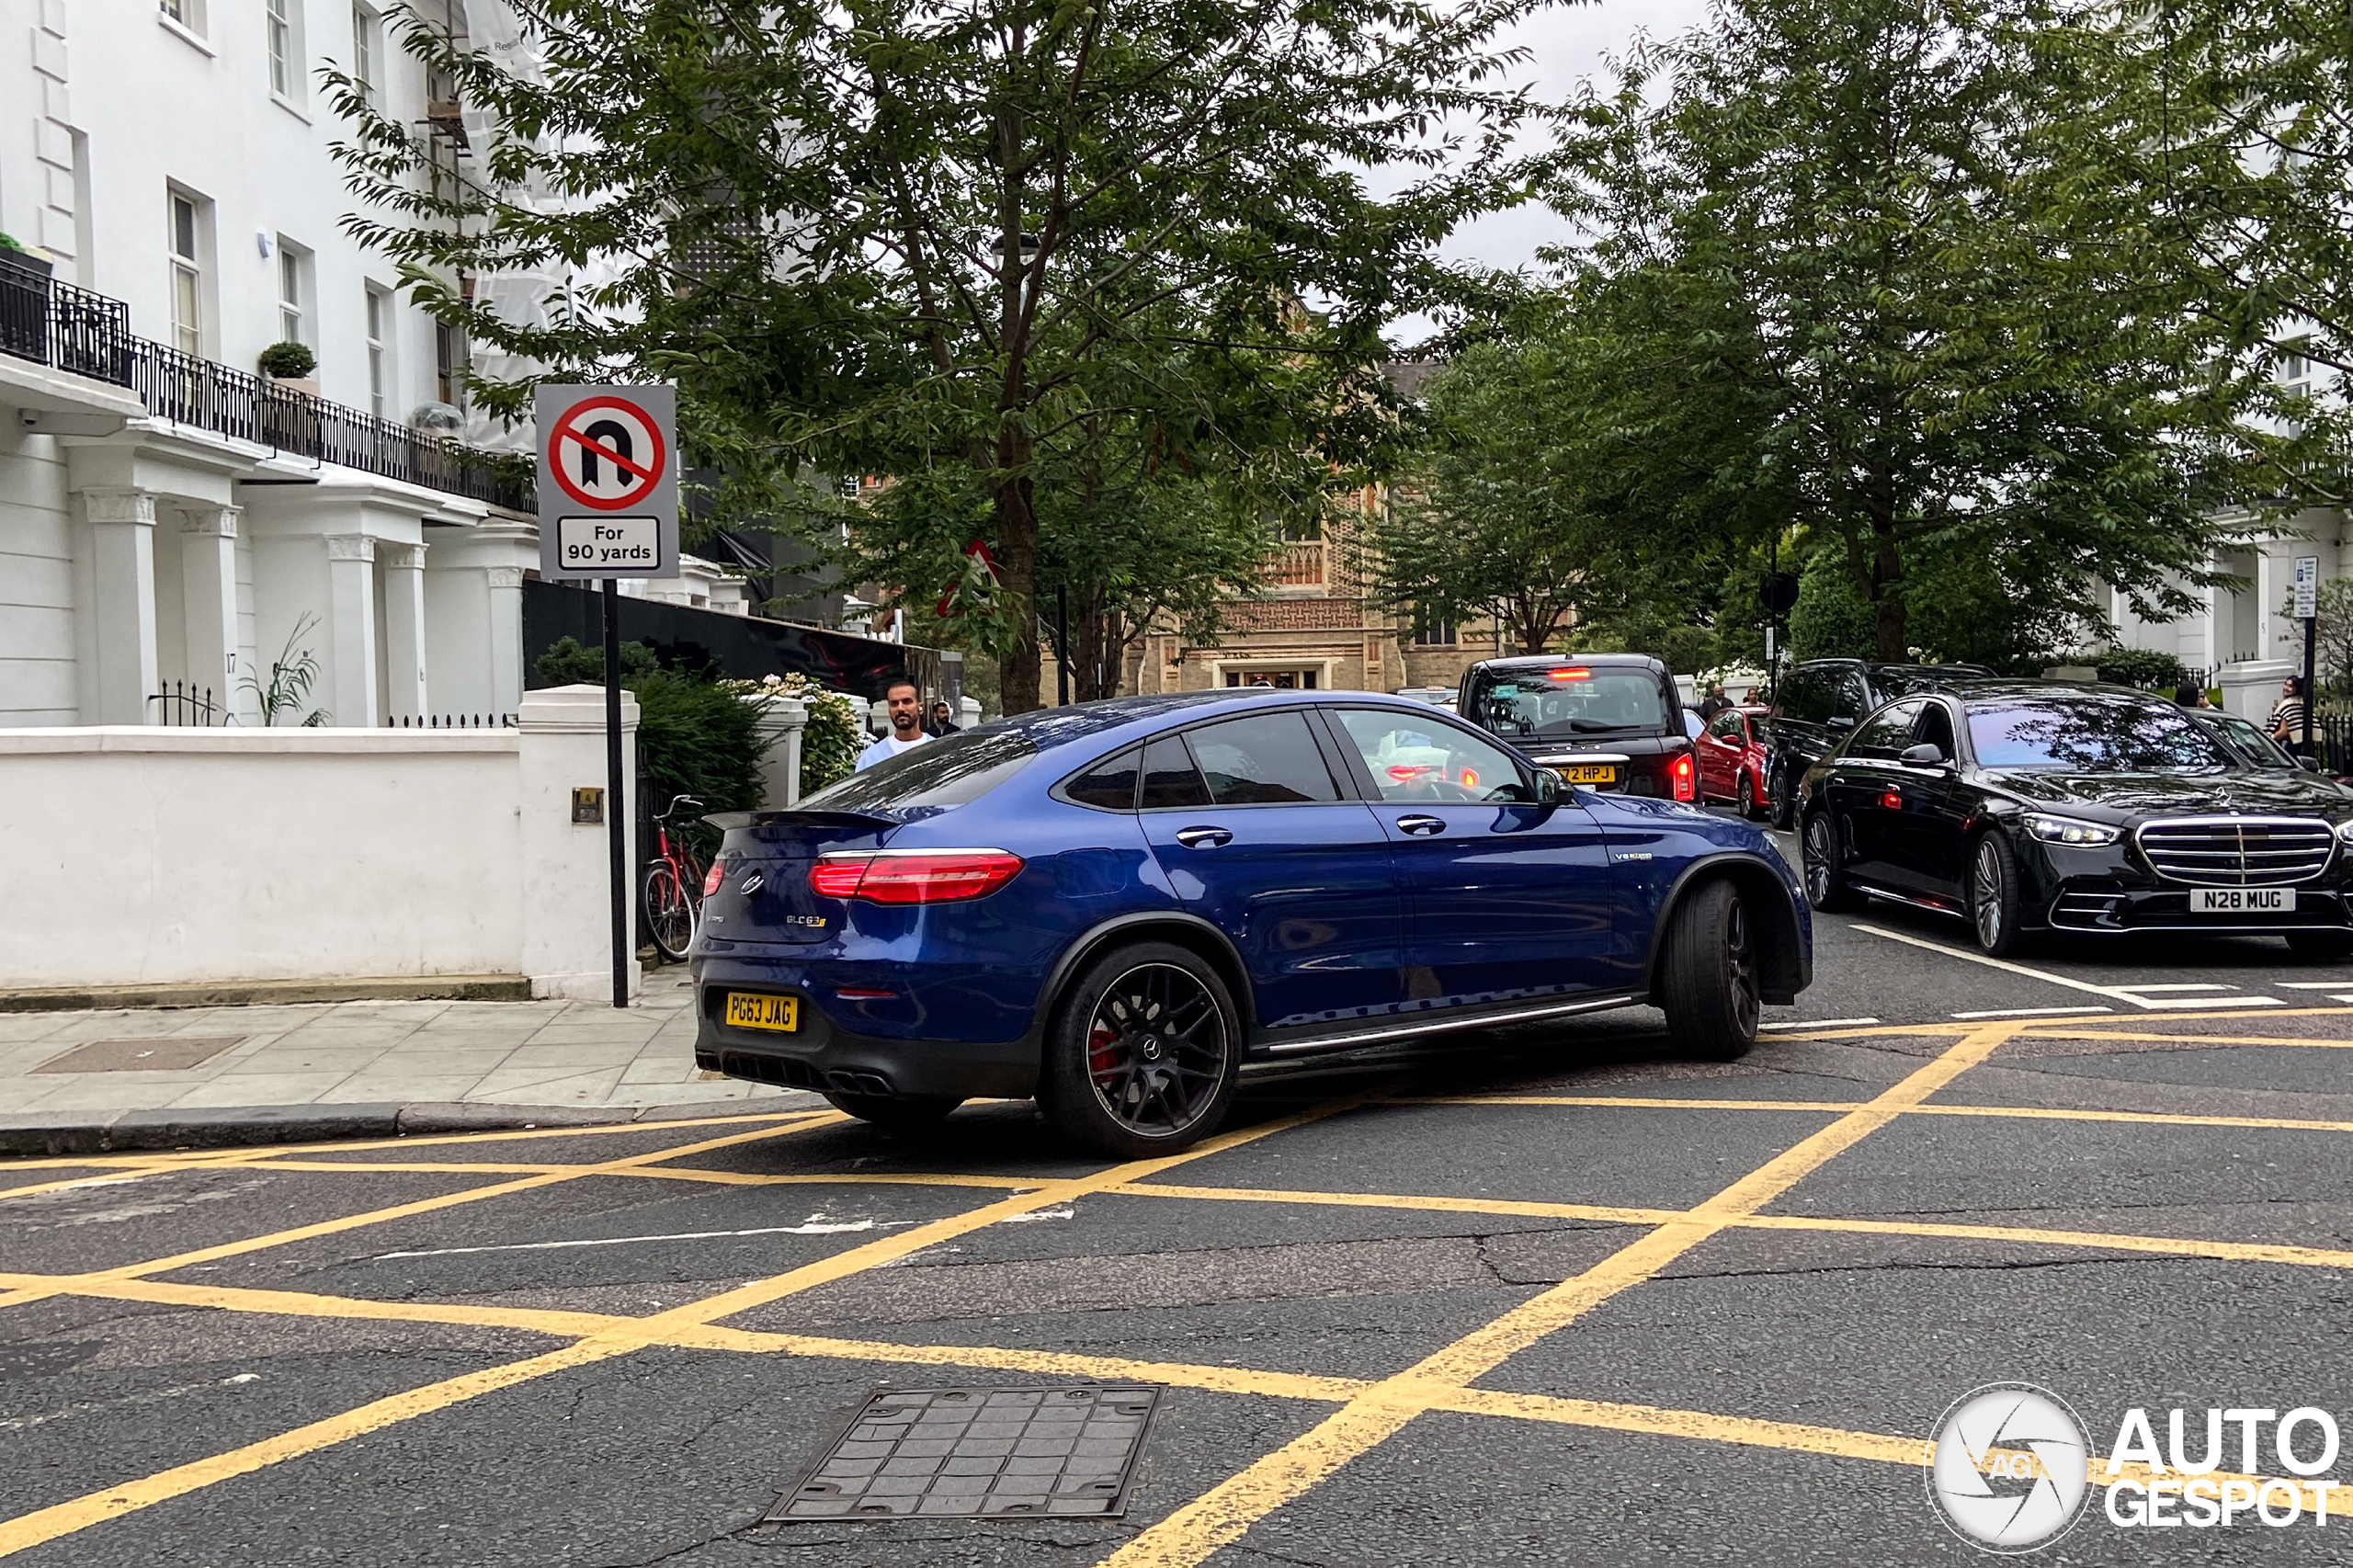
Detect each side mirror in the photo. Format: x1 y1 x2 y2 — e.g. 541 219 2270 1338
1900 743 1948 767
1827 713 1857 732
1530 767 1563 804
2298 754 2323 773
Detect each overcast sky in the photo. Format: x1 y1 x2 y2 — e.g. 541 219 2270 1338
1388 0 1711 344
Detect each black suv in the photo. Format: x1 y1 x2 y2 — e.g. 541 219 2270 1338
1459 653 1698 801
1764 659 1991 827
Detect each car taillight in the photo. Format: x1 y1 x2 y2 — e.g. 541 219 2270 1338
808 850 1024 904
1672 752 1696 802
701 862 726 897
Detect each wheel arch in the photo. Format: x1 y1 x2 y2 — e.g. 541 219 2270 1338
1640 853 1810 1006
1035 911 1257 1044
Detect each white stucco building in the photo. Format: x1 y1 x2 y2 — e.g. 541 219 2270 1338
0 0 558 728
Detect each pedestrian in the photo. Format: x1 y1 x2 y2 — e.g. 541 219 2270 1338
928 699 961 737
856 680 931 770
2174 684 2213 710
1697 681 1731 722
2269 676 2308 747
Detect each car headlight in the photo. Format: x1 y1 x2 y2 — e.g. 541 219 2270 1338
2336 819 2353 846
2023 813 2121 847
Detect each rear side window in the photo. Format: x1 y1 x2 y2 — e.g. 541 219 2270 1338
1139 734 1211 809
801 729 1038 810
1062 746 1141 811
1830 668 1870 722
1780 669 1824 723
1184 713 1340 805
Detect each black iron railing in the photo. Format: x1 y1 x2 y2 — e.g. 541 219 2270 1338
148 682 221 726
384 712 517 728
0 255 534 512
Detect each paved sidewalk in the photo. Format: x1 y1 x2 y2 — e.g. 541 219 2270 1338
0 970 814 1153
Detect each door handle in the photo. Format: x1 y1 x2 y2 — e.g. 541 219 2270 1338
1174 826 1233 849
1397 815 1447 835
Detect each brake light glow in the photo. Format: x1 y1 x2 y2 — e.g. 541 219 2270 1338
701 862 726 897
1387 764 1438 783
1547 667 1593 681
1672 752 1697 802
808 850 1025 904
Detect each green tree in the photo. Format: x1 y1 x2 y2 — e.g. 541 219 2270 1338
535 637 767 826
2048 1 2353 506
334 0 1558 711
1571 0 2245 663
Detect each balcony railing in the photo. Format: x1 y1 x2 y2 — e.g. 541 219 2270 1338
0 255 535 512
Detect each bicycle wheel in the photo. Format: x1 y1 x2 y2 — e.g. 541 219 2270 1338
644 861 695 963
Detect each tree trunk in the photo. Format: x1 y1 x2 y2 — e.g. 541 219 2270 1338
1073 586 1110 702
1869 510 1906 663
995 467 1041 713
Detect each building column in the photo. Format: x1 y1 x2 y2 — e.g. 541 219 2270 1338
324 534 379 728
379 542 429 721
82 487 159 725
486 565 525 715
178 504 242 717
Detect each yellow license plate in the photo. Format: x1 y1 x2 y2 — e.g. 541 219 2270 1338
724 993 800 1032
1555 763 1619 786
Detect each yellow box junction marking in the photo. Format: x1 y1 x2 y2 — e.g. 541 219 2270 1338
1 1004 2349 1562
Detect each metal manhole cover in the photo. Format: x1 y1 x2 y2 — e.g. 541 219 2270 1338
769 1385 1161 1521
33 1037 244 1074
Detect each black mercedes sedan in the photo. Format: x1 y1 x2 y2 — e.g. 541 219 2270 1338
1795 680 2353 959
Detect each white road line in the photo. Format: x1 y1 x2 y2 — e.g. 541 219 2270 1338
0 1373 259 1433
2139 995 2283 1009
2110 983 2236 993
1847 924 2157 1007
1762 1017 1880 1030
2279 982 2353 989
373 1217 914 1260
1950 1006 2115 1019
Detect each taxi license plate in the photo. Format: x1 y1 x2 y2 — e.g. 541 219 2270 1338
1554 763 1619 787
2190 888 2294 914
724 993 800 1031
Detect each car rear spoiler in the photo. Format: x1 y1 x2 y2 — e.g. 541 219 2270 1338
702 808 904 833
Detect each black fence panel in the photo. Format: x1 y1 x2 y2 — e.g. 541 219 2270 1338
521 580 939 700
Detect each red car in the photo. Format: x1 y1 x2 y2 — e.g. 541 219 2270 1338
1696 704 1771 818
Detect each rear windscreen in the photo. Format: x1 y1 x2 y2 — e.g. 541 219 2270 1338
1466 668 1670 740
801 729 1040 810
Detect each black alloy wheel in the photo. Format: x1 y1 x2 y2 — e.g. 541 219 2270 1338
1802 812 1861 913
1770 769 1798 830
1970 831 2030 957
1659 878 1761 1061
1040 942 1241 1157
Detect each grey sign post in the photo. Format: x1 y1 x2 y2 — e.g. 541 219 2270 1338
2296 556 2321 755
535 384 682 1008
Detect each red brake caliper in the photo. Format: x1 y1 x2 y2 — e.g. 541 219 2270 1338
1087 1024 1120 1078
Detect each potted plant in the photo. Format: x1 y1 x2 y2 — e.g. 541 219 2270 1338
256 339 319 395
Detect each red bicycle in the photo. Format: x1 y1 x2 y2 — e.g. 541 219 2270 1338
643 793 708 963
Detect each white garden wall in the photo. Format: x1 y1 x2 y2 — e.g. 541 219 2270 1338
0 685 638 1000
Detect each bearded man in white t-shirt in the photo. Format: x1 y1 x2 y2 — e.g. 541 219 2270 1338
855 680 931 770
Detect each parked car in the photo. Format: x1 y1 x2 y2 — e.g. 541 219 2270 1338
693 690 1812 1154
1763 659 1994 826
1459 654 1699 802
1697 704 1773 819
2188 707 2315 775
1795 679 2353 958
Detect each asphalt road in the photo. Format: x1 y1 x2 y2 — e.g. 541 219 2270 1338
5 832 2352 1567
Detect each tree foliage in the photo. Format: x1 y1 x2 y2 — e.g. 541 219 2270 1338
1559 0 2250 664
333 0 1559 710
535 637 767 822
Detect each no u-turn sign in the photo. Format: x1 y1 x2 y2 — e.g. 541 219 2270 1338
535 383 680 579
